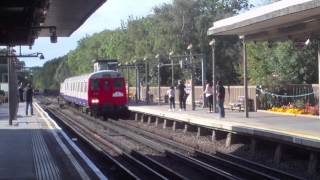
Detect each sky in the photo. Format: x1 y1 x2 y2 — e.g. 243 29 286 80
19 0 262 67
19 0 173 67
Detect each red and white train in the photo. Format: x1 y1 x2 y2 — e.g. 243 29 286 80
60 70 128 116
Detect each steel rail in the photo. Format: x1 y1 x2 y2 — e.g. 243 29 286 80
165 151 242 180
111 116 305 180
47 108 139 180
214 151 305 180
194 150 279 180
47 107 168 180
130 150 189 180
49 103 306 180
66 107 248 179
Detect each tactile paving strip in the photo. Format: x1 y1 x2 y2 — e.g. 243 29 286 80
32 130 61 180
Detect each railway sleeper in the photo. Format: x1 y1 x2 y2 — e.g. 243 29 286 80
165 150 241 179
130 150 188 180
194 150 278 180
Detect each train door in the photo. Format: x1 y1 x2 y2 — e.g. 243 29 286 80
101 78 112 105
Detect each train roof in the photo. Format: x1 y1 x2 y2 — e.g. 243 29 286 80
63 70 123 82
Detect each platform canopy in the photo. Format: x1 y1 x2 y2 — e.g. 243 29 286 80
208 0 320 41
0 0 106 46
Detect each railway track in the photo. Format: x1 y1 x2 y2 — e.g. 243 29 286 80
40 99 304 180
48 106 237 179
47 108 167 179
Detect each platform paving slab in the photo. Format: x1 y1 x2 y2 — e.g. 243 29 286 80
0 103 100 180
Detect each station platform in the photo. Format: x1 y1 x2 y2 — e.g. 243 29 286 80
129 104 320 149
0 102 106 180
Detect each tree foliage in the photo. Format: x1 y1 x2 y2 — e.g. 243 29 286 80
32 0 257 89
247 41 318 86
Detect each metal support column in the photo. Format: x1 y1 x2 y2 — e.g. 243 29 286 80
170 53 174 87
127 66 130 102
157 56 161 105
190 50 195 110
135 65 138 103
201 56 207 108
145 60 149 104
137 67 140 101
242 37 249 118
8 47 13 125
318 40 320 119
211 39 217 113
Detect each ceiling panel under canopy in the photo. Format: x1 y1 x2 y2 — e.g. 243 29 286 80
0 0 106 46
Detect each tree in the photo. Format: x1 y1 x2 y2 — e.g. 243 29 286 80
247 41 318 86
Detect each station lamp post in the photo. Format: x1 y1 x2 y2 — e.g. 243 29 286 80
187 44 196 110
143 57 150 104
125 62 130 102
209 39 217 113
133 59 139 103
155 54 161 105
169 50 174 87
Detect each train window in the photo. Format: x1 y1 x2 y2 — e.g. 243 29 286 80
104 80 110 89
91 79 100 90
114 79 123 88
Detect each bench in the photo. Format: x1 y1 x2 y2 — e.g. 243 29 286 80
229 96 244 112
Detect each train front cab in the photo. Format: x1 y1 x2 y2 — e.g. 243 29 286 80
88 77 128 116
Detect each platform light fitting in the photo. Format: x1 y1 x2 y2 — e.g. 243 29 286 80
50 32 57 43
209 39 215 46
40 55 44 60
39 54 45 60
50 27 57 43
305 38 310 46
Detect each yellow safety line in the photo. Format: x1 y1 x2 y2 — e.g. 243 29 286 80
34 103 53 129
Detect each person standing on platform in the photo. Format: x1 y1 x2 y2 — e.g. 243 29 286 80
177 80 186 111
216 80 225 118
167 86 175 111
204 80 213 113
25 83 33 116
18 82 24 102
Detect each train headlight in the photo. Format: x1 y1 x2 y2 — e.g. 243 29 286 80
91 98 99 104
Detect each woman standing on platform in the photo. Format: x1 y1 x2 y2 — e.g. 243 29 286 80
204 80 213 113
167 86 175 111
